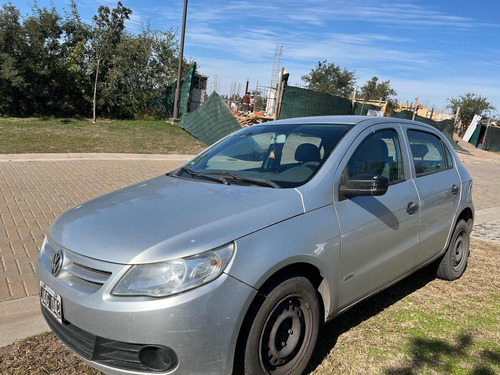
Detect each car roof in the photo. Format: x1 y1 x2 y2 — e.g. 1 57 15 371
267 115 369 125
260 115 434 130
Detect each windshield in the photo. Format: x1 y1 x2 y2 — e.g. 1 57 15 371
175 123 352 188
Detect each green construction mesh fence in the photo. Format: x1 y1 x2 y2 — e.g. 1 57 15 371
278 86 352 120
390 109 413 120
154 64 197 117
482 126 500 152
260 85 470 153
178 91 241 146
352 102 382 115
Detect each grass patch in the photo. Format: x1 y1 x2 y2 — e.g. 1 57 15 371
0 118 205 154
308 239 500 375
0 240 498 374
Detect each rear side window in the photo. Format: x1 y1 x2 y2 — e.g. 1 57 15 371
407 130 449 176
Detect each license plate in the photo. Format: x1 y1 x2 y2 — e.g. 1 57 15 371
40 281 62 324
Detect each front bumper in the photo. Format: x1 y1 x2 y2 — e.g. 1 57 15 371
36 241 256 375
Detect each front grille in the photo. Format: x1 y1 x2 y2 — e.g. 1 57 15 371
65 263 112 286
42 308 152 372
44 243 114 293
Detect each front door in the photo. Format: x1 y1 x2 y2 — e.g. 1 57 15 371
334 125 420 309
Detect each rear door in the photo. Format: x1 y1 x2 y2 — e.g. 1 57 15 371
405 127 461 265
334 124 420 309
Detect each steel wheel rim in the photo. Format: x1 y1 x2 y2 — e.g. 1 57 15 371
259 296 312 374
452 230 467 271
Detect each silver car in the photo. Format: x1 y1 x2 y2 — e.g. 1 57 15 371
37 116 473 375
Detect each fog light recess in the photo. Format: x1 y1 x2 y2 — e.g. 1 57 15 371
138 345 178 372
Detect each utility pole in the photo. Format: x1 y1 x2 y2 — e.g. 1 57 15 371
454 106 461 134
170 0 188 124
454 106 461 124
274 68 284 120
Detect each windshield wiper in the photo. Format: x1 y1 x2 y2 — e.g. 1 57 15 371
177 167 229 185
207 171 281 189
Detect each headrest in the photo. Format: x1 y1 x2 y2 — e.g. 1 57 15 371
411 144 429 159
295 143 321 163
357 137 389 161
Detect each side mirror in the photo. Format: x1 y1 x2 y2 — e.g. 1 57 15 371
339 174 389 198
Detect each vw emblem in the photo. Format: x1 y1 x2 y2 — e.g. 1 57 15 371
51 251 64 276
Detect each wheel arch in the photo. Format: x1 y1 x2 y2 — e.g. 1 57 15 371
456 206 474 232
232 262 328 374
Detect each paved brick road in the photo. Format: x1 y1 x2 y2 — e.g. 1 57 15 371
462 160 500 244
0 156 190 302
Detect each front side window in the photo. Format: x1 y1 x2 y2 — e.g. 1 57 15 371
407 130 448 176
177 123 353 188
346 129 404 183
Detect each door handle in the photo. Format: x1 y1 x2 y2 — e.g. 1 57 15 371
451 184 459 195
406 202 419 214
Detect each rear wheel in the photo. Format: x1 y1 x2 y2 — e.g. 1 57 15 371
242 276 320 375
437 219 470 280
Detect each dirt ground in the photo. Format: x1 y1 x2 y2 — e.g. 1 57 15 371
454 136 500 225
454 134 500 163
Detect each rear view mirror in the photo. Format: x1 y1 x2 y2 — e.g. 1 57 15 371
340 174 389 198
274 134 286 144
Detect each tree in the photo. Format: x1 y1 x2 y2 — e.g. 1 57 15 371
447 92 496 126
301 60 356 98
1 2 91 116
91 1 131 122
60 0 92 115
8 3 70 115
102 27 180 118
251 89 264 112
0 2 188 119
0 4 26 115
359 76 397 101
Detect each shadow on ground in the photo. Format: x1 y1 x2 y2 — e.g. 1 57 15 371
306 262 500 374
385 332 500 374
306 265 437 373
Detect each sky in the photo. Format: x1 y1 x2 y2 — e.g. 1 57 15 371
10 0 500 114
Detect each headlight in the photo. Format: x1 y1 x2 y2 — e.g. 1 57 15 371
112 243 235 297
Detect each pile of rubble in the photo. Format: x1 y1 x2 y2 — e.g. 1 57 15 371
237 112 266 127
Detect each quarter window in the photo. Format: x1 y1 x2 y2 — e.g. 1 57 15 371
407 130 448 176
444 145 454 168
347 129 404 183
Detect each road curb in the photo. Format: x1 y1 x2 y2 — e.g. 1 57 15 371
0 296 49 347
0 153 194 162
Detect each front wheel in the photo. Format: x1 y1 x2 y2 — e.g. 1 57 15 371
436 219 470 280
242 276 320 375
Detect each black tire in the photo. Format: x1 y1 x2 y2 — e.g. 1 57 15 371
242 276 320 375
437 219 470 280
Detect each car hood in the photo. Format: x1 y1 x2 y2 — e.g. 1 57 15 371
48 175 304 264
